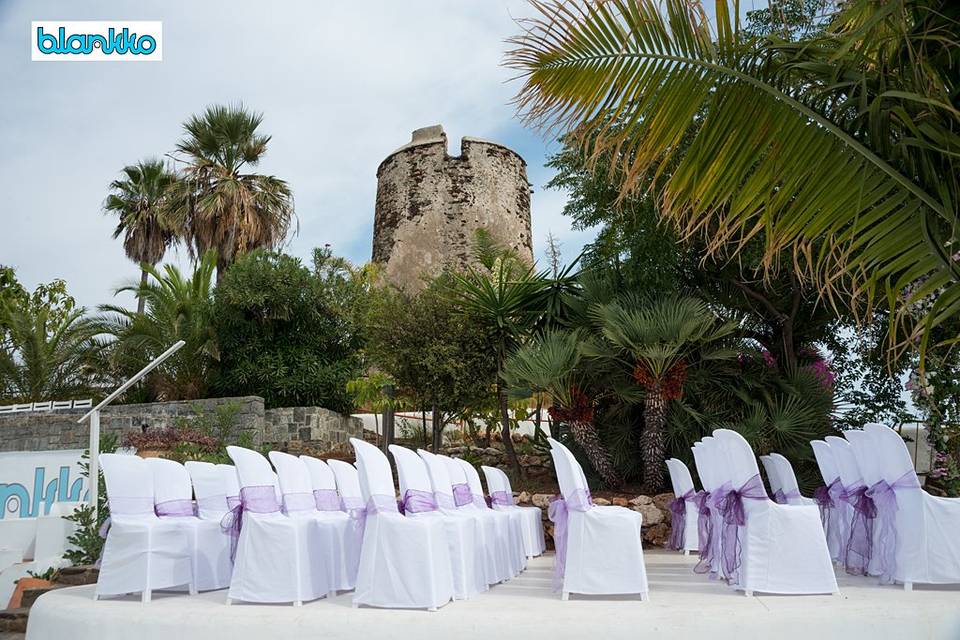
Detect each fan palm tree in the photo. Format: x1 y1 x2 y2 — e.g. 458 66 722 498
103 159 179 314
171 104 294 281
504 330 623 486
508 0 960 362
0 303 99 402
98 250 219 400
589 297 739 490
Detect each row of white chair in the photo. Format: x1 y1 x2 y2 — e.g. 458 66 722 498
96 441 545 609
811 424 960 589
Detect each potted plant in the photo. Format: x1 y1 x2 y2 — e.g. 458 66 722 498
7 567 57 609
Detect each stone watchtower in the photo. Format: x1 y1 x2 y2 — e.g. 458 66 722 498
372 125 533 291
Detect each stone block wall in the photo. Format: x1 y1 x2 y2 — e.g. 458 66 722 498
0 396 361 453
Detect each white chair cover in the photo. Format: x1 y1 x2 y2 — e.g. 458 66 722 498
547 438 649 599
692 438 726 578
225 446 331 605
96 454 193 601
664 458 700 552
481 465 546 558
350 438 455 610
769 454 815 506
759 455 783 500
810 440 846 562
216 464 241 509
145 458 232 591
455 458 529 573
390 445 487 597
711 430 837 595
843 430 886 577
301 455 362 587
864 424 960 587
185 461 229 520
442 454 522 579
269 451 353 592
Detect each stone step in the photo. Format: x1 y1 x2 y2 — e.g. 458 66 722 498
0 608 28 634
55 565 98 586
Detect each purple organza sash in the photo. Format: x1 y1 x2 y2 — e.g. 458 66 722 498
842 484 876 575
814 478 841 533
220 485 280 561
435 492 456 510
282 492 316 514
547 489 592 591
452 483 473 507
773 489 802 505
226 495 240 511
668 488 696 551
866 471 920 583
313 489 341 511
155 498 196 517
717 475 768 584
400 489 438 514
196 494 229 514
693 490 713 574
490 490 514 506
98 496 156 538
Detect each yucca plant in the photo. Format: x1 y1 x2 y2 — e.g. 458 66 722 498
98 251 220 400
504 329 623 486
508 0 960 363
587 297 740 490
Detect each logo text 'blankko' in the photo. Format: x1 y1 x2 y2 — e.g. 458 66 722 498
31 22 162 62
37 26 156 56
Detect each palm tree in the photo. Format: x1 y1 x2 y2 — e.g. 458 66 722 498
104 159 179 313
507 0 960 362
98 251 219 400
504 330 623 487
172 103 295 281
0 303 99 402
589 297 739 490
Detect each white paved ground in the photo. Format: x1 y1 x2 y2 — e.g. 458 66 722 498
26 549 960 640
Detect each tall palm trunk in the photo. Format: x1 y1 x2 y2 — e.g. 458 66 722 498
568 419 622 488
641 384 667 491
497 380 522 477
137 268 149 314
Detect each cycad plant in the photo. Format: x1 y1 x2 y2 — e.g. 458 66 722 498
98 251 219 400
508 0 960 362
588 297 739 490
103 159 179 313
504 330 623 487
171 104 294 280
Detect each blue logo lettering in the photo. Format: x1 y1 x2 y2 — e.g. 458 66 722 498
35 26 158 56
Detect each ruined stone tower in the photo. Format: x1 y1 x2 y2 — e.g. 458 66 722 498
372 125 533 290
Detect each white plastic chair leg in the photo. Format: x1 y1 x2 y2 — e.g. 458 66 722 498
904 582 913 592
293 600 302 607
351 602 359 609
189 580 198 596
225 597 232 606
683 549 690 556
640 591 649 602
428 606 438 612
745 590 753 597
328 590 337 599
561 591 570 601
92 592 99 602
141 589 152 604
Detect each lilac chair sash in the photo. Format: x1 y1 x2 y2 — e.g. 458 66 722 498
867 471 920 584
490 490 514 506
717 474 768 584
313 489 341 511
400 489 438 514
155 498 197 517
668 488 696 551
814 478 842 534
841 483 876 575
226 495 240 511
452 483 473 507
98 496 156 538
547 489 592 592
220 485 281 561
196 494 229 514
773 488 802 505
282 492 316 514
692 490 713 574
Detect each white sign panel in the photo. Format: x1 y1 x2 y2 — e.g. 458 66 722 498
0 450 87 520
31 21 162 62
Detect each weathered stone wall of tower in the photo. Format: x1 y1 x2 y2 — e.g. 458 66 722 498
373 125 533 290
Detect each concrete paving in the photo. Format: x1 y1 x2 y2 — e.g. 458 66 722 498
26 550 960 640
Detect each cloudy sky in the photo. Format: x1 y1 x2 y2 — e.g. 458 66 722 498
0 1 606 311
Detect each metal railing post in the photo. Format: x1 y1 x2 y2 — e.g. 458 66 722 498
89 409 100 513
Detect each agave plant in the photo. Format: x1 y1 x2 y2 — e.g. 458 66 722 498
504 330 622 487
508 0 960 362
98 251 220 400
587 297 740 490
